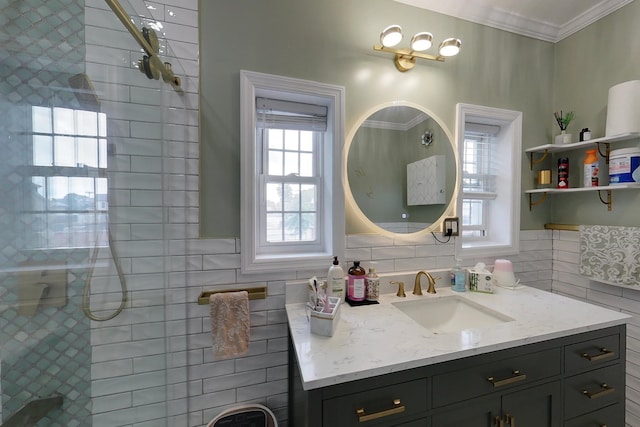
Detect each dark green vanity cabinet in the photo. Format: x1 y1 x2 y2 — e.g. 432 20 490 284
289 325 626 427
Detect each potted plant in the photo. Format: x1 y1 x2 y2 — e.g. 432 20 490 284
554 110 575 144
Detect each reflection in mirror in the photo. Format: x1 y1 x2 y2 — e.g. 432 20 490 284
346 104 456 234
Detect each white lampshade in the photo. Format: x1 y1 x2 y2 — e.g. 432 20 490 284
439 38 462 57
380 25 403 47
410 32 433 51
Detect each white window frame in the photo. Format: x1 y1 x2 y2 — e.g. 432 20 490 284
455 103 522 258
240 70 345 273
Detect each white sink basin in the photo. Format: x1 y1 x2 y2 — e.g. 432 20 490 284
392 296 514 334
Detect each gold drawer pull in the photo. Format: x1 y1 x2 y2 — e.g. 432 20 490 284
487 370 527 387
494 415 505 427
582 383 615 399
506 413 516 427
356 399 405 423
582 348 615 362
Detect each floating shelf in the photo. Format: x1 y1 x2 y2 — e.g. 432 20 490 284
525 132 640 154
525 184 640 211
526 132 640 169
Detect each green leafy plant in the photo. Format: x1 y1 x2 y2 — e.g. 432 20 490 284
554 110 575 131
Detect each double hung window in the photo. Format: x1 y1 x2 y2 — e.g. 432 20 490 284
240 71 344 273
455 103 522 257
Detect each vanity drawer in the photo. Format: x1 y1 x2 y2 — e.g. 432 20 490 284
564 403 623 427
432 347 562 408
565 334 620 374
564 364 624 419
323 379 427 426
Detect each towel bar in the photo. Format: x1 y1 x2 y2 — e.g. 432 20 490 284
544 223 580 231
198 286 267 304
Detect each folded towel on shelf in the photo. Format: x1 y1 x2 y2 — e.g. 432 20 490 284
580 224 640 287
210 291 250 360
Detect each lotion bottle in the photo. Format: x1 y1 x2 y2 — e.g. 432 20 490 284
347 261 366 301
327 256 345 302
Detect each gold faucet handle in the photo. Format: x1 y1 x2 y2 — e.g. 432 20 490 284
390 281 406 297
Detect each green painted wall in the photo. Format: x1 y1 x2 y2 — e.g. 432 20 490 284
551 2 640 226
199 0 558 237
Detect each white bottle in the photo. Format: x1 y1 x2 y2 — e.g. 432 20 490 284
327 256 345 302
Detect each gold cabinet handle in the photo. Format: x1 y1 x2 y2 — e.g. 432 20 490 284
505 413 516 427
356 399 405 423
582 348 615 362
494 415 505 427
582 383 615 399
487 370 527 387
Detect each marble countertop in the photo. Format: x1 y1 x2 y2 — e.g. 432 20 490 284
286 285 631 390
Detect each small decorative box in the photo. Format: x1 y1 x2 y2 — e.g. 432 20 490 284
309 297 341 337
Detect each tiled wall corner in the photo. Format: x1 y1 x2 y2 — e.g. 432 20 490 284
549 228 640 426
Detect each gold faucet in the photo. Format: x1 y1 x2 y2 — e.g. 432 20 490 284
390 281 406 297
414 271 437 295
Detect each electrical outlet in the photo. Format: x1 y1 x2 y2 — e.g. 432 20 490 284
442 217 460 236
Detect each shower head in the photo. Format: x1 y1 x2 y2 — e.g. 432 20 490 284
68 73 101 111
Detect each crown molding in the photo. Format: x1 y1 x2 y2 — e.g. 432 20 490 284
394 0 633 43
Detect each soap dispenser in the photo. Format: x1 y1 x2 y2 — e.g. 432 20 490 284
452 259 466 292
347 261 366 301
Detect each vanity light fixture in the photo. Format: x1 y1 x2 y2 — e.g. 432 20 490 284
373 25 462 72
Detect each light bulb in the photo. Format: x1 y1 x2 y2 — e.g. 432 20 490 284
380 25 403 47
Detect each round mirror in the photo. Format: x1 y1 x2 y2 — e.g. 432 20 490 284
345 103 457 235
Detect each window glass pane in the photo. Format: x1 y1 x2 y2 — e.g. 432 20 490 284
284 130 298 151
53 107 75 135
99 139 107 168
301 213 316 240
300 184 316 211
22 213 46 248
283 183 300 211
54 136 75 166
70 213 95 247
48 213 70 247
76 110 98 136
77 137 98 167
266 213 283 242
299 152 313 177
69 177 94 210
98 112 107 137
33 135 52 166
30 177 46 211
267 129 283 149
283 213 300 241
284 151 298 176
48 177 69 211
268 149 283 176
462 199 483 226
32 106 52 133
266 182 282 211
96 178 108 209
96 213 109 246
300 131 313 151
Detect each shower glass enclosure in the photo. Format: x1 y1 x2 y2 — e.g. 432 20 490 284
0 0 190 425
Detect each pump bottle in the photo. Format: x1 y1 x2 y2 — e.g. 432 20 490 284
327 256 345 302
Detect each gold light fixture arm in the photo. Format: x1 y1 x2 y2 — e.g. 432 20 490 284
104 0 182 89
374 44 444 71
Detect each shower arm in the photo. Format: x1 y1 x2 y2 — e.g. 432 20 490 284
104 0 182 89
